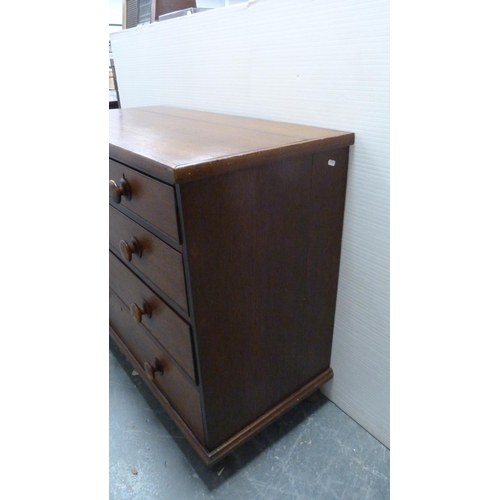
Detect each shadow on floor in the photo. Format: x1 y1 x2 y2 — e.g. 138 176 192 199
109 340 331 491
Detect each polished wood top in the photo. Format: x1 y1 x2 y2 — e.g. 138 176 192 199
109 106 354 184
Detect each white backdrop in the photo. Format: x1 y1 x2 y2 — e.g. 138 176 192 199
111 0 390 447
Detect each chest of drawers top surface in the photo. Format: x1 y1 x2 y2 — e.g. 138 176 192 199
109 106 354 184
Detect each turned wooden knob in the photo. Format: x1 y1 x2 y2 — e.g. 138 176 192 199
109 177 131 204
144 358 163 381
130 301 151 323
119 237 142 261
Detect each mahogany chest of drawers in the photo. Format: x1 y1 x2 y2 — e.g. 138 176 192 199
109 106 354 466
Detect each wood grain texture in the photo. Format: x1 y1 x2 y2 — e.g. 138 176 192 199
109 107 354 184
109 105 355 459
109 159 179 242
203 367 333 467
178 152 349 449
109 206 188 311
110 326 332 467
297 148 350 382
109 289 204 441
109 252 195 381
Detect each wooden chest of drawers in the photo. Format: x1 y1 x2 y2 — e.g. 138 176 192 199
109 106 354 466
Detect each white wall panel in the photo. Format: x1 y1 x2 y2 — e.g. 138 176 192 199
111 0 390 448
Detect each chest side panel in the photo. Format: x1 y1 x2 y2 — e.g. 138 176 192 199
179 156 317 450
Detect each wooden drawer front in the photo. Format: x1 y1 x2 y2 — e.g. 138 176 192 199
109 288 204 442
109 159 179 243
109 206 188 311
109 252 195 381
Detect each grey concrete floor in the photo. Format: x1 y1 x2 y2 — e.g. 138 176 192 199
110 344 390 499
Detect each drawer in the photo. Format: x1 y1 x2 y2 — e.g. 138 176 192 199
109 205 188 311
109 252 195 381
109 159 179 243
109 288 204 442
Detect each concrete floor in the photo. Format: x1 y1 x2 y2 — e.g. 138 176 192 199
109 343 390 499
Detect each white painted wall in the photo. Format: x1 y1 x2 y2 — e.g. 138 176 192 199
111 0 390 448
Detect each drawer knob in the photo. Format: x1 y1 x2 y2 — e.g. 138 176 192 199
109 178 131 204
144 358 163 381
119 237 142 261
130 301 151 323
